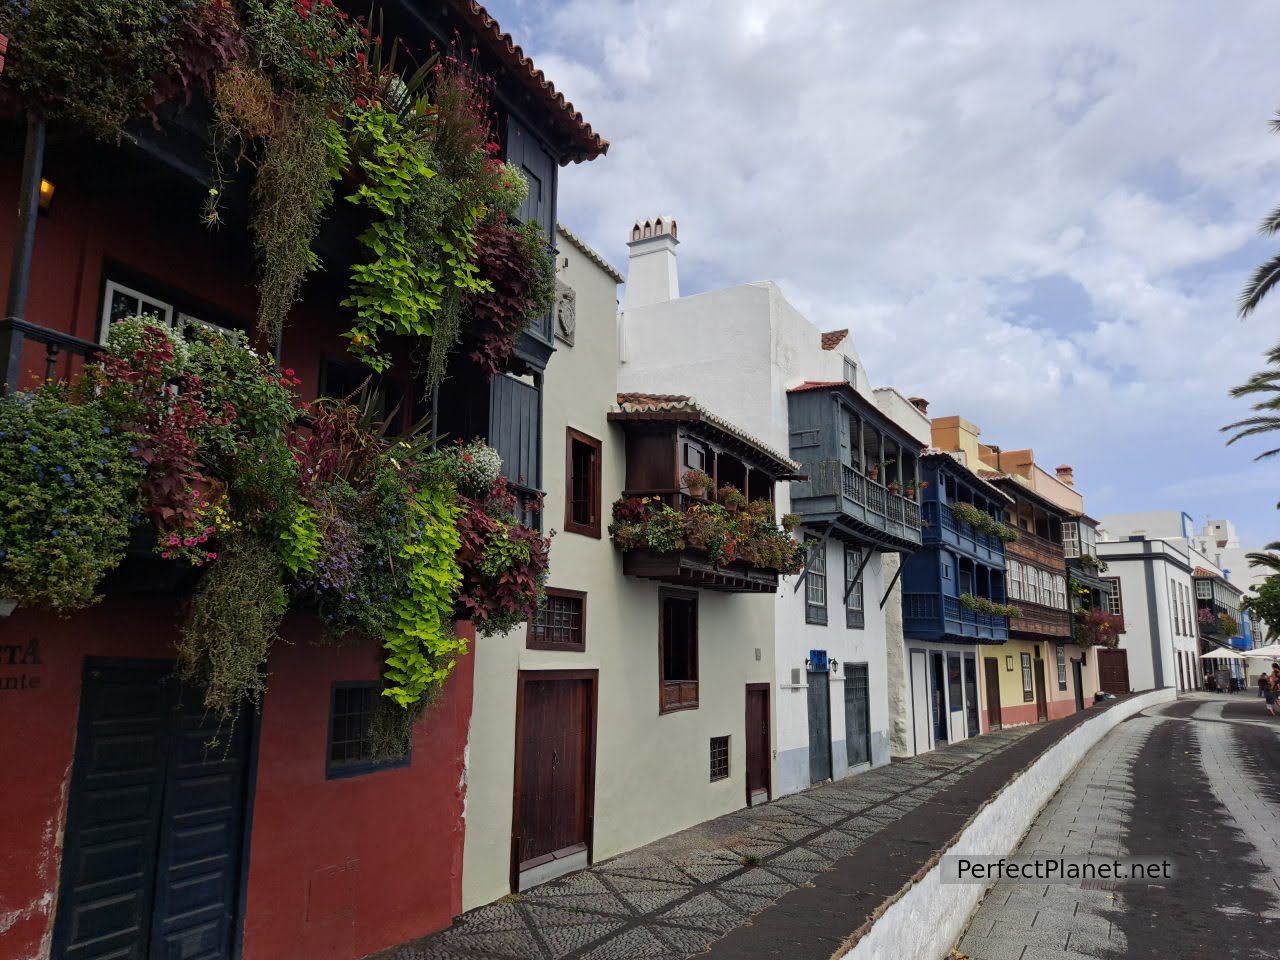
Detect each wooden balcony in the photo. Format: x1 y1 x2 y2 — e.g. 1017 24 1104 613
790 459 922 550
922 501 1006 564
1008 601 1072 640
902 593 1009 643
1006 528 1066 571
622 548 780 594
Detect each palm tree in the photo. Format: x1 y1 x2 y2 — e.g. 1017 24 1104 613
1223 341 1280 457
1248 543 1280 574
1238 113 1280 318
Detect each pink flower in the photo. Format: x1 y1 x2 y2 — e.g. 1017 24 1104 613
183 538 195 547
161 551 170 559
167 535 179 546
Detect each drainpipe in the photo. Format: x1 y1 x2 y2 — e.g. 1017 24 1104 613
2 112 46 392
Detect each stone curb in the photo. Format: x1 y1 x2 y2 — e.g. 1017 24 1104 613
832 687 1176 960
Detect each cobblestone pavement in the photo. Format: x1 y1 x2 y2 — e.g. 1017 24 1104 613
955 693 1280 960
383 726 1038 960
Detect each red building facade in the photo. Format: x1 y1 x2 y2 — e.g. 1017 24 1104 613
0 2 605 958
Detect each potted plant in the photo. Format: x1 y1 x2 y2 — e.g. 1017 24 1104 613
867 464 880 481
887 481 902 496
683 468 712 499
717 484 748 512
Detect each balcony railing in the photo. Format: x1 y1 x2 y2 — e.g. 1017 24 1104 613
902 592 1009 642
789 459 922 547
1008 601 1072 638
1 318 101 392
922 501 1006 562
1005 527 1066 569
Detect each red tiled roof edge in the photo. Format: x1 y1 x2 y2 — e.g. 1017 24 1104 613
821 329 848 350
786 381 844 393
449 0 608 163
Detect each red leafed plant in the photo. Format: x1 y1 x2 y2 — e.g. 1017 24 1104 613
91 324 225 543
467 218 556 377
1073 608 1122 648
147 0 247 118
453 476 551 636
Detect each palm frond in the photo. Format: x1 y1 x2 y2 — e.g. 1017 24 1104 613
1238 251 1280 318
1261 205 1280 236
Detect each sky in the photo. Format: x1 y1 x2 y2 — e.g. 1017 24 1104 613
485 0 1280 545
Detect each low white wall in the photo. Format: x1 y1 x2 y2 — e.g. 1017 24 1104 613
836 686 1176 960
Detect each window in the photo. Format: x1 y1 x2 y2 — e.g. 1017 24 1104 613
1008 560 1022 600
844 545 865 629
564 428 602 538
327 683 410 779
943 562 952 580
1024 566 1039 605
1054 575 1067 611
843 357 857 385
100 279 174 342
1169 580 1179 635
709 736 730 781
1021 653 1034 702
660 591 699 713
527 588 586 651
1061 521 1080 559
805 538 828 625
1195 579 1212 600
1041 570 1054 608
1104 578 1123 617
1056 643 1067 691
683 439 706 471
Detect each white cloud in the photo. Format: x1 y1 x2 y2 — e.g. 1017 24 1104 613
508 0 1280 541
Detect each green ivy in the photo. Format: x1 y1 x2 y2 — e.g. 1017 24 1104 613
381 482 465 708
278 503 322 576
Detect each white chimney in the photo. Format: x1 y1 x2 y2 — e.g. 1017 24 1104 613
623 216 679 309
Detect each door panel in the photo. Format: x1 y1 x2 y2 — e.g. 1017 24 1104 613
1034 659 1049 722
963 656 980 738
931 653 948 743
1097 649 1130 694
806 671 832 783
515 675 594 870
983 657 1003 731
53 661 250 960
910 650 930 753
1072 660 1085 711
844 664 871 768
745 686 770 804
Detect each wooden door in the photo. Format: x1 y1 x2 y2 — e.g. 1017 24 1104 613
52 659 251 960
963 656 980 738
806 670 832 784
1034 658 1049 722
745 684 771 806
931 653 948 743
513 672 597 883
983 657 1003 731
844 664 871 768
1096 649 1130 694
1072 660 1085 711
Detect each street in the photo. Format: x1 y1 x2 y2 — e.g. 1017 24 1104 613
956 693 1280 960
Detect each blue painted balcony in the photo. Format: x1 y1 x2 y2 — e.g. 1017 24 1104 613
922 501 1005 564
902 594 1010 644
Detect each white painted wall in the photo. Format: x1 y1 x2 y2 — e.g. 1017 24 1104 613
618 249 924 797
1096 539 1189 692
462 229 774 910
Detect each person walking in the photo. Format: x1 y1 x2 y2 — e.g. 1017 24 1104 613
1265 668 1279 717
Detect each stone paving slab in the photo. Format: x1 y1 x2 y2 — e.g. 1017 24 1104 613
379 725 1038 960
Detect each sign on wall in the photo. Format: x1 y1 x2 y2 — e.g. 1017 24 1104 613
0 637 42 691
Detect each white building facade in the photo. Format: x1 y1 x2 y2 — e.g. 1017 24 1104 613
616 217 930 797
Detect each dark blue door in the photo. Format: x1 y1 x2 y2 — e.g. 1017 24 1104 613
52 660 251 960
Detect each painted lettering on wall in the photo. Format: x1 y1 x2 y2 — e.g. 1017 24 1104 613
0 637 43 691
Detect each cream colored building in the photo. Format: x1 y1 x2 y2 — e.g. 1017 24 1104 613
462 225 782 908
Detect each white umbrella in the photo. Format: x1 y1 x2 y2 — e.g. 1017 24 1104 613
1240 643 1280 658
1200 649 1244 660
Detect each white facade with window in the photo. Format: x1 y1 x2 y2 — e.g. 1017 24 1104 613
616 220 930 797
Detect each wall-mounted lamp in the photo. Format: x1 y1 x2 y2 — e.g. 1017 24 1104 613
38 178 55 213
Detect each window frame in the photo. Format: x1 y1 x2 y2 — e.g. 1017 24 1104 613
1104 578 1123 617
1008 560 1022 600
326 681 411 780
1020 653 1034 702
526 587 587 652
805 537 828 625
1061 520 1080 559
709 735 730 782
564 427 603 539
99 279 175 343
1055 642 1067 691
844 544 865 629
1054 575 1067 611
659 588 700 714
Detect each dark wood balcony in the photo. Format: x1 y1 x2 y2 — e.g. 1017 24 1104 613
622 548 780 594
1006 528 1066 571
1008 601 1072 640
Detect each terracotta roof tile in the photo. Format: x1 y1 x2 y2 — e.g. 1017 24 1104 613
449 0 608 163
1193 566 1219 578
821 329 848 351
786 380 844 393
613 393 799 472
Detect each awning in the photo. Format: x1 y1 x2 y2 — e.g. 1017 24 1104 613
1199 649 1244 660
